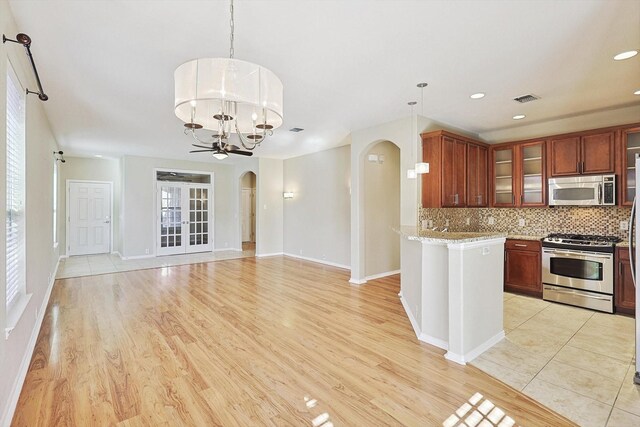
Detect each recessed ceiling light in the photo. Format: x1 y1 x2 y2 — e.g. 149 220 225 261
614 50 638 61
513 114 526 120
634 89 640 95
94 154 103 158
470 92 485 99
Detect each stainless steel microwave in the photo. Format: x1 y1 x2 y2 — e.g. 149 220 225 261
548 175 615 206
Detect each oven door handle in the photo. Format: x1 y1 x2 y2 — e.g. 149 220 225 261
544 286 611 301
542 248 612 259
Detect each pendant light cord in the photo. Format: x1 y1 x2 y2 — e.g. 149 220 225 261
229 0 235 59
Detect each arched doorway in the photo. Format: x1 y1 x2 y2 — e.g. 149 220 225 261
239 171 256 252
363 140 401 279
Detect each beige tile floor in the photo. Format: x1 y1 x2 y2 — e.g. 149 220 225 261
57 248 256 279
472 293 640 427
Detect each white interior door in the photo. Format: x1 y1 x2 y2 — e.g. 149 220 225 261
242 189 251 242
68 182 111 256
157 183 212 256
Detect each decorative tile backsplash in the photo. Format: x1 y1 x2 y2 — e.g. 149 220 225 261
419 206 633 239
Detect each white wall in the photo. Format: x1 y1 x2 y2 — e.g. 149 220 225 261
364 141 400 277
256 158 284 256
0 0 61 423
58 156 121 255
283 145 350 268
349 115 479 283
121 155 240 257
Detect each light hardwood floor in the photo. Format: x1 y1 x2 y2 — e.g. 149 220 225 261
12 256 574 426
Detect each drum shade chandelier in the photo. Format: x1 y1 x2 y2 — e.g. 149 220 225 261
174 0 283 151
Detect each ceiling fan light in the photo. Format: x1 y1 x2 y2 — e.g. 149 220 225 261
212 151 229 160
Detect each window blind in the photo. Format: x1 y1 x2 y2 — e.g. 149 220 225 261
6 63 26 310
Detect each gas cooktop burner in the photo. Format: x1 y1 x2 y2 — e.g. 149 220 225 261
542 233 621 252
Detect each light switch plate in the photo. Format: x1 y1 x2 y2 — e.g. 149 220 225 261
518 218 525 227
488 217 495 225
466 218 470 225
620 220 629 230
445 219 450 227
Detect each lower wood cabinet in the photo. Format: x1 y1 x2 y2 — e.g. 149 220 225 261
615 247 635 315
504 239 542 297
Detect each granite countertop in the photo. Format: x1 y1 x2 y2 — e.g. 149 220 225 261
395 226 507 244
506 234 545 241
618 240 630 248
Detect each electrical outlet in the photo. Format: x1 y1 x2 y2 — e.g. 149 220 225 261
518 218 525 227
488 217 495 225
428 219 433 228
620 220 629 230
299 249 303 255
145 248 149 254
421 220 428 229
445 219 450 227
465 218 470 226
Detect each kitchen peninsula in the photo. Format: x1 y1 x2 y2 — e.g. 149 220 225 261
397 227 507 364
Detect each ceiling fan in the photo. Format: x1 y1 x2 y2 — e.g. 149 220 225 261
189 140 253 160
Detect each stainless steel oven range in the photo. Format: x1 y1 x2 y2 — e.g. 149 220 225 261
542 233 621 313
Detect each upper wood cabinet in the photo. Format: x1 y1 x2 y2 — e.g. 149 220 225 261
620 126 640 206
467 144 488 207
490 141 546 207
421 130 487 208
549 131 615 177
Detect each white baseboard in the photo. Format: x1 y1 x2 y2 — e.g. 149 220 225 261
110 251 122 258
348 278 367 285
213 248 242 252
418 333 449 351
365 269 400 281
399 295 421 340
256 252 284 258
59 254 69 259
0 256 60 427
120 254 155 260
444 330 505 365
283 253 350 270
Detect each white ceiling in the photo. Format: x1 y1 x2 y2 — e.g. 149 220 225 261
7 0 640 161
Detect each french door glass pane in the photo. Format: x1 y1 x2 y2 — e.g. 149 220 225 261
188 186 208 247
160 186 182 248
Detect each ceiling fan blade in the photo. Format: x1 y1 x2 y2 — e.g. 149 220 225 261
230 150 253 156
191 144 214 149
225 144 241 151
189 149 214 153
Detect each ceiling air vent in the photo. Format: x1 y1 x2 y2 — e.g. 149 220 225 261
513 94 540 103
289 127 304 132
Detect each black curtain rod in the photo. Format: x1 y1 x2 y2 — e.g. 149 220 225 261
3 33 48 101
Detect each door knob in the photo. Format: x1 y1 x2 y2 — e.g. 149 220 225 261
104 220 110 224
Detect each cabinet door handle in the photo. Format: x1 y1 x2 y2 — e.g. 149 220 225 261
512 194 515 205
577 161 580 174
454 194 459 205
520 194 524 205
514 244 528 247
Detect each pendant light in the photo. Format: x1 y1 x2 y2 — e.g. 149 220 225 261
415 82 430 174
407 101 417 179
174 0 283 153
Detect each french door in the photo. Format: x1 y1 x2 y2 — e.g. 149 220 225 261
157 183 212 255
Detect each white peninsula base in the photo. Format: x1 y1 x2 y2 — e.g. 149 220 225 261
397 228 506 364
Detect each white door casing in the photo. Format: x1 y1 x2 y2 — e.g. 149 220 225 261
242 189 251 242
68 181 112 256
